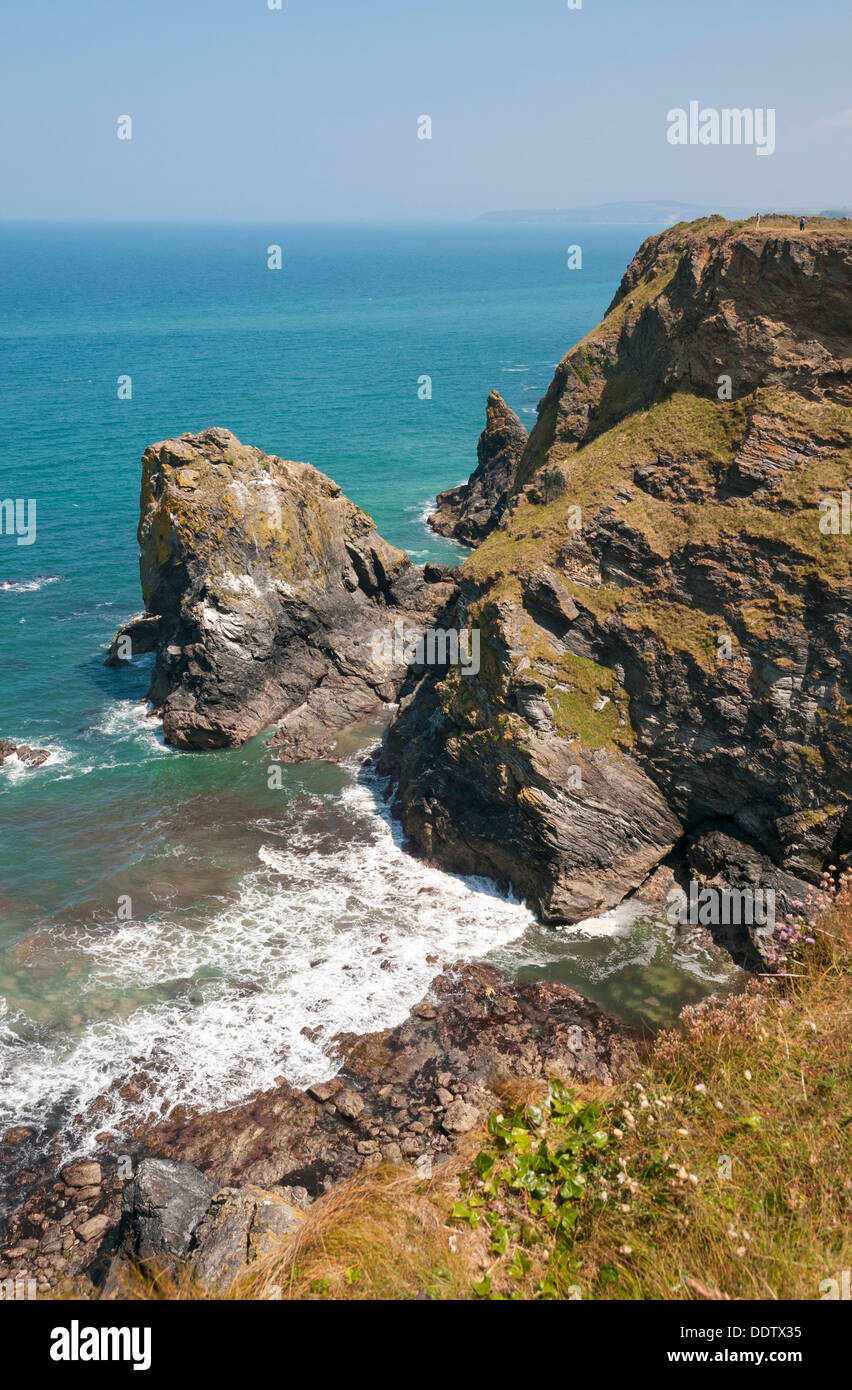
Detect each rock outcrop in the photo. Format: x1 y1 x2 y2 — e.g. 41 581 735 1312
103 1159 306 1296
0 740 50 767
382 218 852 929
109 428 458 753
428 391 527 545
0 963 633 1297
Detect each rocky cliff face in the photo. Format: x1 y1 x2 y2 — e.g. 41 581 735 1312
112 428 457 753
382 218 852 933
428 391 527 545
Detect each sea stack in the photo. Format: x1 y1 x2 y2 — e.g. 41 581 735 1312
428 390 527 545
110 428 458 754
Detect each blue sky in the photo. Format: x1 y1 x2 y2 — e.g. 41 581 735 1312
1 0 850 220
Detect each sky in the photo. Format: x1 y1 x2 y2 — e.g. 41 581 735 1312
1 0 850 221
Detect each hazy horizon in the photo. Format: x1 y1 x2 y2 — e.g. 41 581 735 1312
2 0 850 223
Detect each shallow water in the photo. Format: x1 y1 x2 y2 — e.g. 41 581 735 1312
0 222 743 1175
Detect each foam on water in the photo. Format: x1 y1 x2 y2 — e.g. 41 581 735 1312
0 575 63 594
0 743 71 783
93 698 174 758
0 761 535 1154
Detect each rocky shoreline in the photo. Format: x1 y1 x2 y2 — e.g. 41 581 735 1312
4 214 847 1299
0 961 636 1297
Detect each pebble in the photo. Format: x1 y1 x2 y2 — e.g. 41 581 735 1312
441 1100 481 1134
334 1089 365 1121
61 1162 102 1189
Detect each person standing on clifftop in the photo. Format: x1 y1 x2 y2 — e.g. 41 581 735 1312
756 212 761 227
800 216 806 230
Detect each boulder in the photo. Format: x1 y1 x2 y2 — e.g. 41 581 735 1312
188 1186 306 1294
119 1158 216 1262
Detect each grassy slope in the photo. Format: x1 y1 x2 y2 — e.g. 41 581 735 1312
115 873 851 1302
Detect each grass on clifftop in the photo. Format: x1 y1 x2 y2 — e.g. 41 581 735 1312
273 879 850 1302
113 871 852 1303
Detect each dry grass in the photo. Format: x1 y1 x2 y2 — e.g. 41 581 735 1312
229 1162 486 1302
103 874 851 1302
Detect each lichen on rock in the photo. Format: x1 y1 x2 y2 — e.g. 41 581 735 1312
111 427 458 754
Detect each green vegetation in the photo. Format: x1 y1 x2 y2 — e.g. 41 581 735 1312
546 649 633 750
220 872 849 1302
113 869 850 1302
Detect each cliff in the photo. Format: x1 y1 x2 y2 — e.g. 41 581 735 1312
110 428 458 753
382 217 852 940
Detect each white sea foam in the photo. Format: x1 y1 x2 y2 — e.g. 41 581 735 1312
0 743 71 782
414 496 438 524
0 575 63 594
0 765 534 1151
93 698 173 757
488 898 738 991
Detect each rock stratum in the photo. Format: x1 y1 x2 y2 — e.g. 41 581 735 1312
106 217 852 941
383 217 852 937
110 428 457 754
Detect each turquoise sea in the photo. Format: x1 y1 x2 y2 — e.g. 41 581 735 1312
0 223 742 1184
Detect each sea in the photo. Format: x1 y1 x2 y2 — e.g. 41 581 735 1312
0 222 743 1190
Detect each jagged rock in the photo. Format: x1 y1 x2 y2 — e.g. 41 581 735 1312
112 428 458 752
429 391 527 545
188 1186 306 1294
119 1158 216 1262
384 219 852 921
0 741 50 768
686 823 819 962
104 614 160 667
